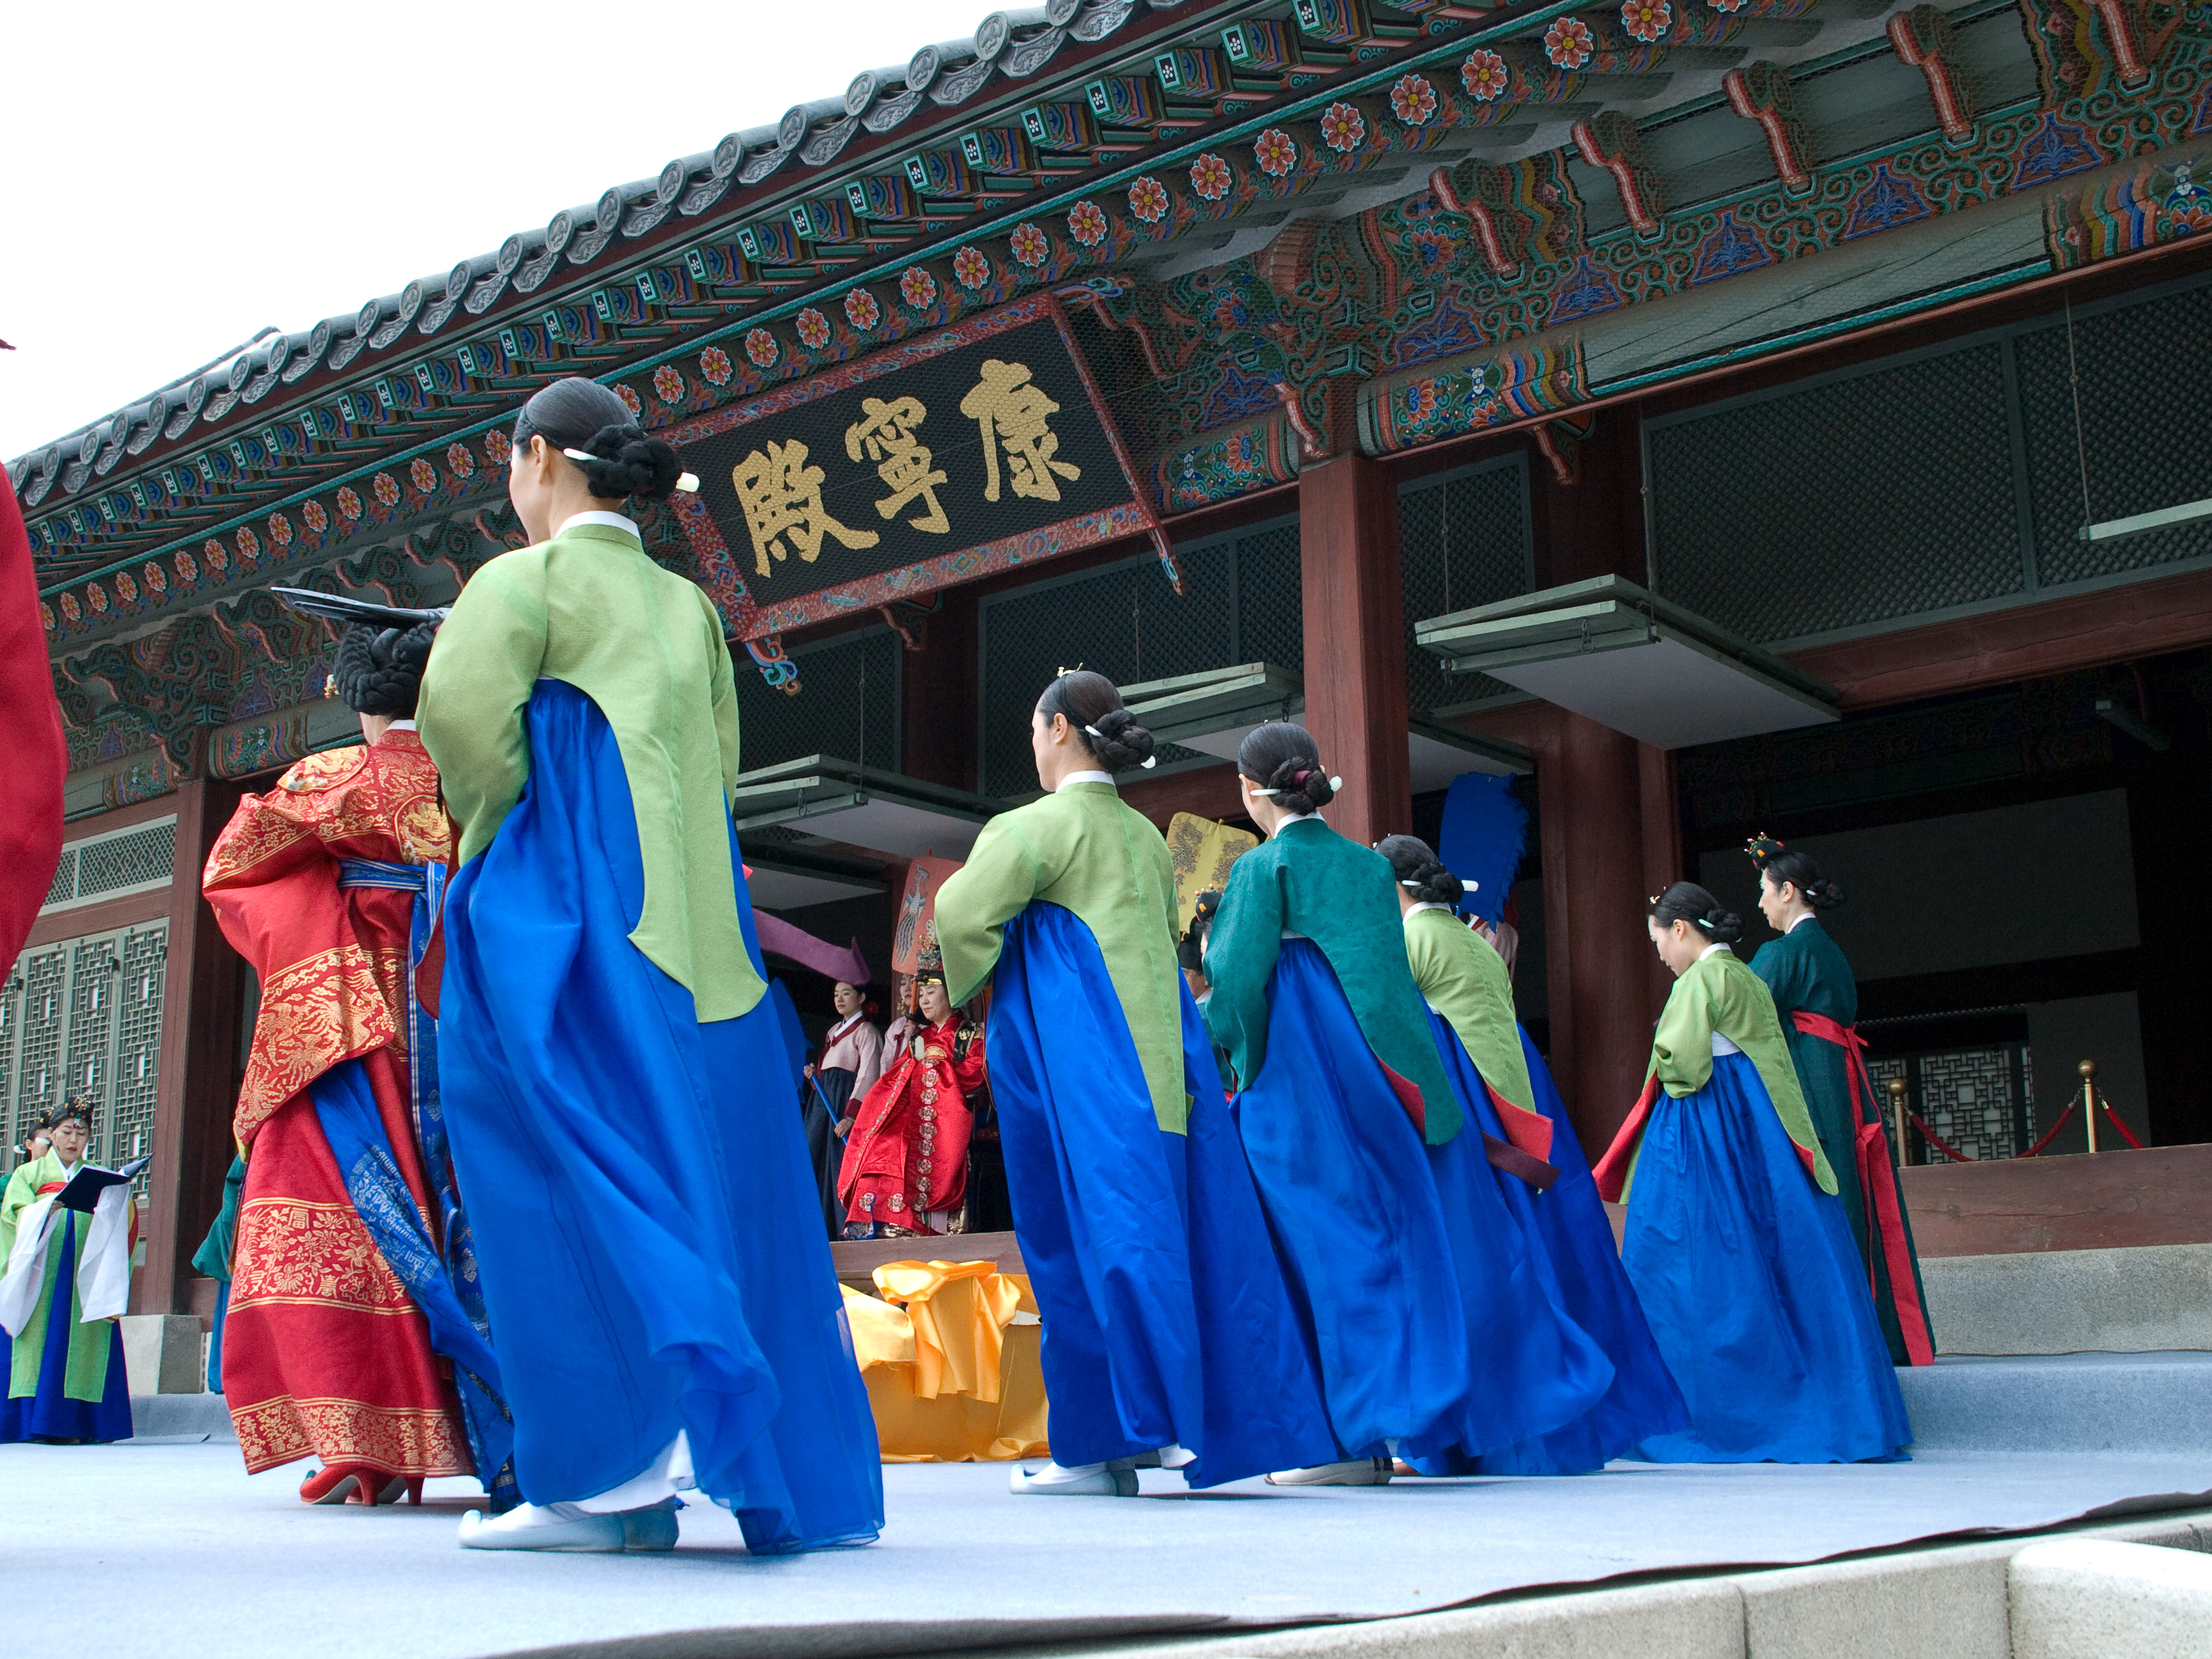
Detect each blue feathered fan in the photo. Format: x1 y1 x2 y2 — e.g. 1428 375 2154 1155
1436 773 1527 926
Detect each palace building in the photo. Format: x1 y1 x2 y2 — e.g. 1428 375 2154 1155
10 0 2211 1326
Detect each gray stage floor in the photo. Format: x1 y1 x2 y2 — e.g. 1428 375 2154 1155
8 1354 2212 1659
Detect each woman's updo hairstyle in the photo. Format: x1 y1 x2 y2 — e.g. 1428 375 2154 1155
1376 834 1466 909
331 620 438 717
1177 887 1222 974
1649 880 1744 945
512 377 682 501
1037 669 1157 770
1745 834 1845 910
1236 721 1338 816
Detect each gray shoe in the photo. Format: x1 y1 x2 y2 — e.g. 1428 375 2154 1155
620 1504 680 1552
1264 1457 1395 1487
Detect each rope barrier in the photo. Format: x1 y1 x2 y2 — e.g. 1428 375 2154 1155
1895 1081 2145 1162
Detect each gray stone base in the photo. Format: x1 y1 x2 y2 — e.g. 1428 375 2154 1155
1922 1242 2212 1355
118 1313 204 1395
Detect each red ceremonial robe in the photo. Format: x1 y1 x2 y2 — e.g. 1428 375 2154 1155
201 729 471 1478
0 467 65 968
838 1015 983 1235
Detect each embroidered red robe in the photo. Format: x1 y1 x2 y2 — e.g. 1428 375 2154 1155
201 729 471 1478
837 1016 984 1234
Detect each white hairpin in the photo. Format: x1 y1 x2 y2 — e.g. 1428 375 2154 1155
1399 879 1423 888
562 445 699 493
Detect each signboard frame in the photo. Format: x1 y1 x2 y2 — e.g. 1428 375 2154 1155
666 293 1179 685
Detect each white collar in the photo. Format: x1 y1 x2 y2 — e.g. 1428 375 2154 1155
1056 771 1114 792
1270 811 1320 837
1404 902 1456 922
827 1010 867 1037
386 719 417 732
1786 912 1816 934
557 509 641 538
1697 942 1732 962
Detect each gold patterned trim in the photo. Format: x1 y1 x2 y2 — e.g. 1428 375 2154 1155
229 1393 471 1477
232 1198 417 1316
233 946 395 1143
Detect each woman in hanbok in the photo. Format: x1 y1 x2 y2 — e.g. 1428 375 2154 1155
1 1102 133 1444
1746 836 1934 1367
1376 836 1686 1475
837 949 982 1238
1595 882 1912 1463
418 376 880 1555
1203 724 1609 1486
203 600 511 1507
932 675 1336 1495
802 981 880 1236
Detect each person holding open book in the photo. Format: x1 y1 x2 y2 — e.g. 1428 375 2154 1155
0 1099 136 1444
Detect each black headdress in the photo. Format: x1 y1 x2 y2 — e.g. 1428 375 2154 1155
272 588 448 719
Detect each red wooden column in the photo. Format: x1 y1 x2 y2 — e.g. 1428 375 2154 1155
1535 712 1668 1161
1298 454 1410 848
137 777 244 1316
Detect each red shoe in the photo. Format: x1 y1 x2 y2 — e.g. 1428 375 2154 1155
298 1463 395 1506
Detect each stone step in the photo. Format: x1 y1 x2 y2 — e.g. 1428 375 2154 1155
1902 1351 2212 1453
1922 1241 2212 1355
125 1392 235 1442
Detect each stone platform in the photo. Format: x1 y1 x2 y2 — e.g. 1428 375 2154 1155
1 1352 2203 1659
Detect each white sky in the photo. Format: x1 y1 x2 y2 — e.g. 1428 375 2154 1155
0 0 992 463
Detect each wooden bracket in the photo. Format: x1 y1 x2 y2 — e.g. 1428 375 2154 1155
1571 112 1663 237
1888 6 1976 139
1723 62 1816 192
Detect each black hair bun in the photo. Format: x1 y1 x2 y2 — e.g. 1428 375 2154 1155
332 619 439 717
1702 907 1745 944
1265 755 1336 816
1087 706 1156 770
577 422 682 501
1804 877 1846 910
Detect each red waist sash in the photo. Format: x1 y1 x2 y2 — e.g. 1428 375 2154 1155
1792 1010 1935 1366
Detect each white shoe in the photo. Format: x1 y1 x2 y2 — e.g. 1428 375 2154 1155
1008 1460 1140 1496
1265 1456 1395 1487
1156 1443 1197 1469
458 1503 625 1552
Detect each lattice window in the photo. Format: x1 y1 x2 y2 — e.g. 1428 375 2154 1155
1399 457 1532 715
64 939 119 1153
1235 521 1304 677
737 626 904 774
74 822 176 900
10 950 69 1168
0 974 16 1155
1868 1045 2034 1164
2016 281 2212 587
41 816 177 913
1651 343 2024 645
979 545 1234 798
112 927 167 1190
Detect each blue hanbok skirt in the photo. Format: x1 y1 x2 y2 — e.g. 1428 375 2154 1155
1623 1051 1912 1464
1409 1015 1687 1475
987 903 1337 1484
1236 939 1595 1460
438 679 882 1552
0 1209 133 1445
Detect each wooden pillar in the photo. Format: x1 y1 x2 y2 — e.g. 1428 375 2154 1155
1537 712 1665 1161
1298 453 1410 848
137 778 243 1315
897 588 979 791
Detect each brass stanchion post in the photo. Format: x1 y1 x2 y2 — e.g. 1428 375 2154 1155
1887 1075 1910 1168
2079 1058 2099 1155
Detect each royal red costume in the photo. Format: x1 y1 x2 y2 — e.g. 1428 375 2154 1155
838 1014 984 1236
202 730 472 1481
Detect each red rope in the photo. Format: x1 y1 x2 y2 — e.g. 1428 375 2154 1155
2097 1099 2147 1150
1905 1110 1979 1164
2019 1099 2077 1159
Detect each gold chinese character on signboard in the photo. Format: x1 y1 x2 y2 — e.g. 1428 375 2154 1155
959 359 1082 504
845 395 949 534
730 438 879 578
